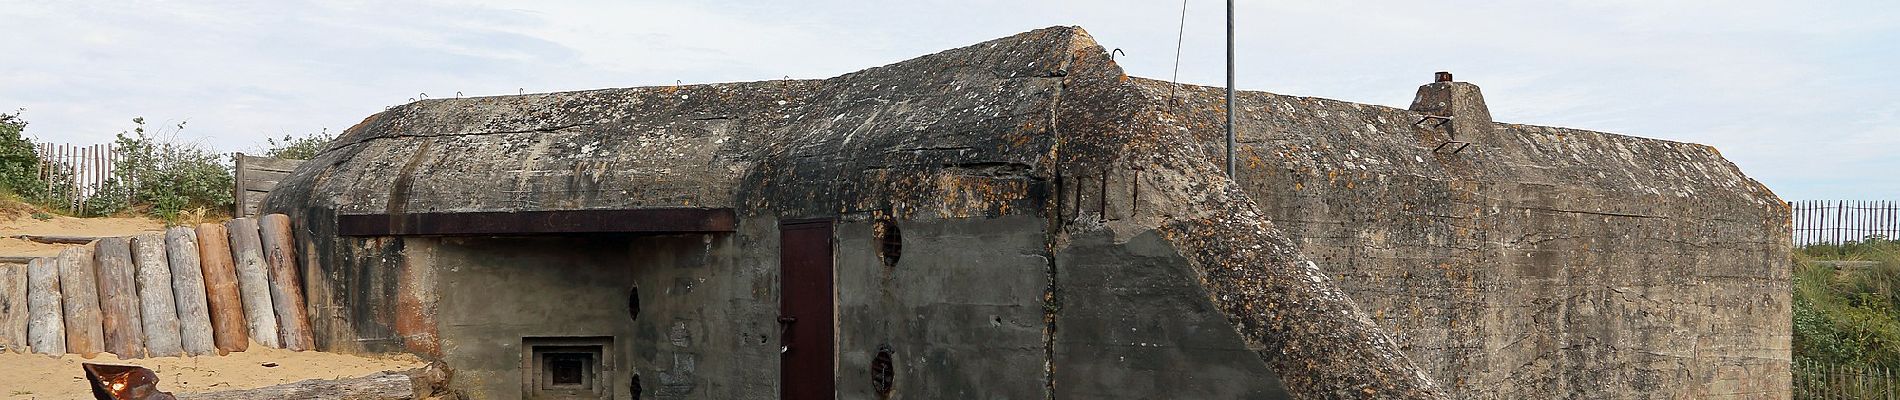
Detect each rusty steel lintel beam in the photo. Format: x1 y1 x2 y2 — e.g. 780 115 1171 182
336 208 736 236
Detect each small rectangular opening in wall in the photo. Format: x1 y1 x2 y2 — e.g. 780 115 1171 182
524 337 613 400
547 351 594 388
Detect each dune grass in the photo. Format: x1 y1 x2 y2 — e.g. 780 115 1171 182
1794 237 1900 367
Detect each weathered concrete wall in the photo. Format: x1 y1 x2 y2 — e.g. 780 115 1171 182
1138 79 1791 398
264 26 1454 398
417 235 633 399
1054 229 1291 399
1046 29 1447 397
618 229 775 400
834 216 1049 399
260 78 810 360
263 24 1789 400
415 233 770 400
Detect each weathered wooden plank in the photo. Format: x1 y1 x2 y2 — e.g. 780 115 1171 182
12 234 101 244
132 233 184 357
226 218 280 349
93 237 146 358
196 223 249 354
241 179 282 192
259 214 314 351
167 226 216 356
233 155 246 218
244 169 291 182
26 257 65 354
178 371 419 400
56 246 104 357
0 263 26 353
237 155 304 174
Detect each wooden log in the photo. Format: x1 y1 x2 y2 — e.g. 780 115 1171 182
167 226 216 356
94 237 146 358
226 218 280 349
259 214 314 351
25 257 64 354
196 223 249 354
11 234 101 244
0 263 26 353
56 246 105 357
132 233 185 357
178 371 422 400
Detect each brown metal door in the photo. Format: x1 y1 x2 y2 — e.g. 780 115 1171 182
779 220 835 400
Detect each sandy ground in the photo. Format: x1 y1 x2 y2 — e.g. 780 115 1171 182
0 347 424 398
0 213 164 257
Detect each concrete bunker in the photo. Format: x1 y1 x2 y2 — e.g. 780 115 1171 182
264 26 1789 399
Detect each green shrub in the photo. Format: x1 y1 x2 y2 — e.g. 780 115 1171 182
263 129 335 160
95 118 234 222
0 111 49 200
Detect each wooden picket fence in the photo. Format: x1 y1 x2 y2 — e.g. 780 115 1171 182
0 214 313 357
1792 200 1900 247
33 143 124 214
1796 361 1900 399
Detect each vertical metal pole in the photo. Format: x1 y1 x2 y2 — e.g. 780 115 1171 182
1225 0 1236 178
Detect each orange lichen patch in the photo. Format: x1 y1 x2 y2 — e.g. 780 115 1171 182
1244 150 1268 170
930 174 1033 219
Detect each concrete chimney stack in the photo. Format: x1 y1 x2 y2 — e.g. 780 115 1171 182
1410 71 1495 147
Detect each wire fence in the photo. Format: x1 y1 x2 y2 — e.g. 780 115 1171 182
1792 200 1900 247
1796 361 1900 399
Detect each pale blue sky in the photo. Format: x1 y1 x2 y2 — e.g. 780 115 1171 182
2 1 1895 200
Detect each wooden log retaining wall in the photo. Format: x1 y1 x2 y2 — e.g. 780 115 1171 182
259 214 313 350
0 214 312 359
94 237 145 357
57 246 104 357
226 218 280 349
25 258 64 354
133 233 184 357
0 262 25 353
166 226 216 356
198 222 249 354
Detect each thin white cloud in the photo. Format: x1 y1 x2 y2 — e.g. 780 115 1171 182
0 0 1893 199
